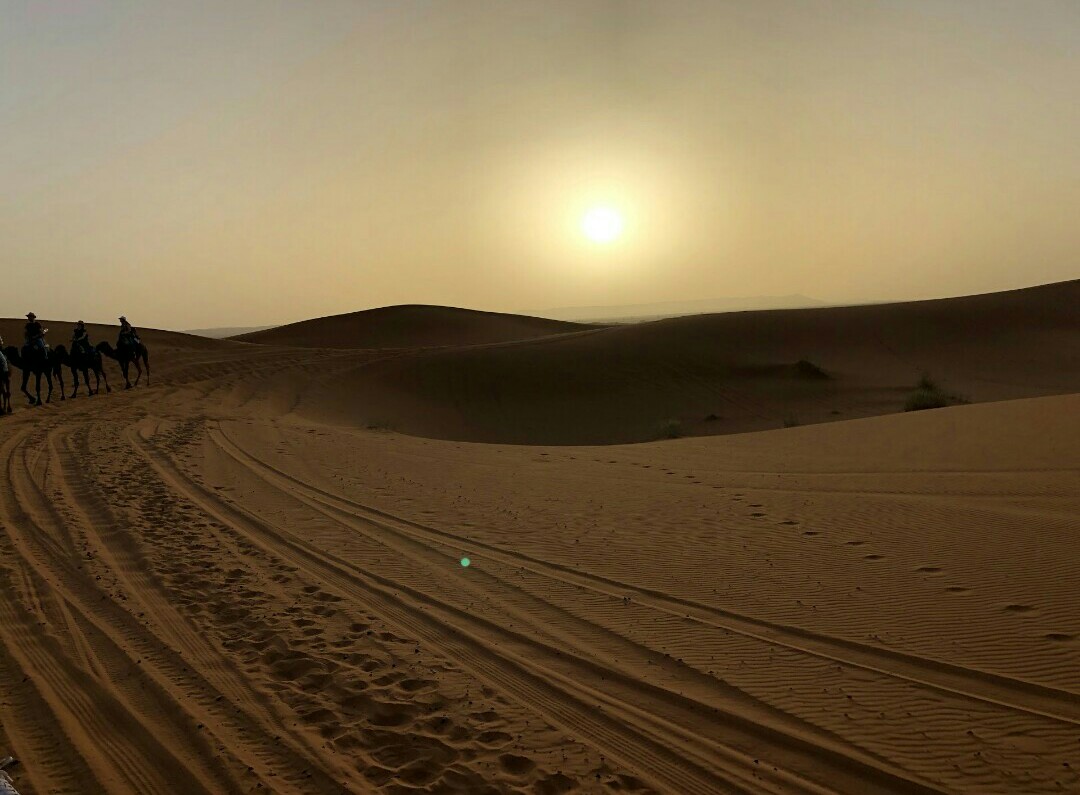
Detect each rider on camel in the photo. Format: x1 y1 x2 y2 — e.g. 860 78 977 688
0 334 8 376
117 316 141 351
72 320 93 357
23 313 48 356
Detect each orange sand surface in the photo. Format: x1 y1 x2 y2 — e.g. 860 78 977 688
0 283 1078 793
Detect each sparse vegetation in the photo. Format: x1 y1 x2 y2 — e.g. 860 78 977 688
783 415 800 428
793 359 830 380
903 374 970 412
365 419 396 432
659 419 683 439
704 413 722 422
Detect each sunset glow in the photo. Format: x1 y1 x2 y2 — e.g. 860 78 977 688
581 207 625 244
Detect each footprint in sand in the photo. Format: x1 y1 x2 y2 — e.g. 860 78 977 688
499 753 537 776
864 554 885 561
1004 604 1036 614
397 678 435 694
477 730 513 747
372 671 404 687
916 566 944 574
1045 633 1075 642
946 586 971 594
536 772 578 794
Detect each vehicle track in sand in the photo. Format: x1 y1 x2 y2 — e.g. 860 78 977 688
209 424 1080 728
122 419 955 795
3 377 633 793
2 341 1078 794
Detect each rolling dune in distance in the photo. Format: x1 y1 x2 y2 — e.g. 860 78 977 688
233 306 601 350
0 281 1078 794
289 280 1080 444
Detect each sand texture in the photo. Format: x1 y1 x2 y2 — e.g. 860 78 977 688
0 282 1078 793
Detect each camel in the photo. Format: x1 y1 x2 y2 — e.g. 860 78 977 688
96 340 150 389
2 345 64 406
56 343 111 398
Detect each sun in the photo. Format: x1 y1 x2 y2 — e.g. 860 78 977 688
581 206 624 244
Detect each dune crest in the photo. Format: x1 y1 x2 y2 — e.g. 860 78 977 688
296 279 1080 444
232 304 600 349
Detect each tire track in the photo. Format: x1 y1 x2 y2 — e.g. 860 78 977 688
132 425 943 795
213 424 1080 728
0 429 227 794
45 423 357 792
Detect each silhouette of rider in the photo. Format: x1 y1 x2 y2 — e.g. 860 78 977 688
117 316 140 351
23 312 47 356
72 320 93 356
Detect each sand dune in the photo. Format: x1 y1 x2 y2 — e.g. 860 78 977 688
232 305 598 349
0 283 1078 794
299 279 1080 443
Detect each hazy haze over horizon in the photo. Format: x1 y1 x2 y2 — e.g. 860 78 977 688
2 1 1077 329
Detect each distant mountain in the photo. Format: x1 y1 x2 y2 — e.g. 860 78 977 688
184 325 277 338
535 295 827 322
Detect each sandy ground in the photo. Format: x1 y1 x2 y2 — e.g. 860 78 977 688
0 288 1078 794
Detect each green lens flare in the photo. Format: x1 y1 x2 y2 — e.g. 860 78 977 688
460 557 471 567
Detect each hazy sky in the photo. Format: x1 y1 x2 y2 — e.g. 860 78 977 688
2 1 1077 328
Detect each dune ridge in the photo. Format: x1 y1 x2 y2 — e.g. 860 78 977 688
232 305 600 350
297 279 1080 444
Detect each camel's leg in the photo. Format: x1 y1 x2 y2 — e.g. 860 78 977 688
143 354 151 386
122 361 132 389
44 372 53 404
22 371 36 405
100 364 111 394
69 368 79 399
132 358 142 388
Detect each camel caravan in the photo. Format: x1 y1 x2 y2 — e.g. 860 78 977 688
0 313 150 414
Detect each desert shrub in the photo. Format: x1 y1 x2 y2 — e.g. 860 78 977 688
904 374 969 412
659 419 682 439
903 389 950 412
782 415 800 428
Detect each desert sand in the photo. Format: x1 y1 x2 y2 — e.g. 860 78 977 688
0 281 1078 794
